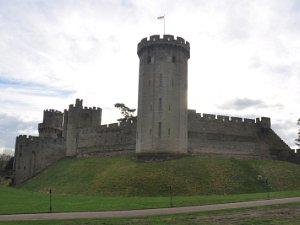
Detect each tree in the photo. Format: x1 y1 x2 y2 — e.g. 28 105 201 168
0 149 13 162
296 119 300 149
114 103 136 123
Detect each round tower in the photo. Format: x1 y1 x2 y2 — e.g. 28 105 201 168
38 109 63 138
136 34 190 154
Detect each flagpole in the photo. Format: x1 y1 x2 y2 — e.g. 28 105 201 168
157 15 165 35
164 16 165 35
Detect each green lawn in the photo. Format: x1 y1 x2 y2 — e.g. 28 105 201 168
1 185 300 214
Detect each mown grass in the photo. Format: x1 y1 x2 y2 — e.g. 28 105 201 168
19 156 300 196
1 185 300 215
1 202 300 225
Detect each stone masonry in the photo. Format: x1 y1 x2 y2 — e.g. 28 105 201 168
136 35 190 154
13 34 294 184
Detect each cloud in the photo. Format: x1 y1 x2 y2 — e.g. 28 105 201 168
0 0 299 151
0 113 38 151
0 77 75 97
218 98 284 111
272 118 298 148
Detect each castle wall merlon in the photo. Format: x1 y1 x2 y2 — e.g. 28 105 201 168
202 114 216 120
75 98 83 108
256 117 271 129
137 34 190 58
244 118 256 124
217 115 230 122
231 117 243 123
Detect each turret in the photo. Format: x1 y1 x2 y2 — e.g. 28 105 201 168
38 109 63 138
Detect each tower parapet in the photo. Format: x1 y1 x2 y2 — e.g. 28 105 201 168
38 109 63 138
137 35 190 58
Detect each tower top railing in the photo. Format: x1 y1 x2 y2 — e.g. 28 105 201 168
137 34 190 57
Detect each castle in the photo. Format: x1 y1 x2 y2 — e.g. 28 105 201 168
13 35 293 184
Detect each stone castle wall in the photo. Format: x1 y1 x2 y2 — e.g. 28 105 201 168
14 135 65 184
13 105 293 184
77 120 136 153
187 110 290 159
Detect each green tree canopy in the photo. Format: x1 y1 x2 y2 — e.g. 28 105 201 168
114 103 136 123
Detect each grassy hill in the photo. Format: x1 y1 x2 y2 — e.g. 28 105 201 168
19 156 300 196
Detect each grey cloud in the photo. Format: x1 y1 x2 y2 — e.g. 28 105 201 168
0 113 38 149
219 98 284 111
220 98 266 110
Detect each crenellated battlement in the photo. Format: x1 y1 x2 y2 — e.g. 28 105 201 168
137 34 190 57
188 110 270 128
16 135 64 145
16 135 39 144
83 106 101 111
68 104 101 112
44 109 62 114
79 120 136 135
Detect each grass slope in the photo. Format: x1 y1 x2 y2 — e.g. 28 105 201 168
19 156 300 196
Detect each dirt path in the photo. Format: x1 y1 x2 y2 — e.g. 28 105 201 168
0 197 300 221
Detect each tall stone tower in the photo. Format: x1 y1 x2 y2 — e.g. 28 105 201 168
136 34 190 154
63 99 102 156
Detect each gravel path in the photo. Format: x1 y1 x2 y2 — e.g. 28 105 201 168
0 197 300 221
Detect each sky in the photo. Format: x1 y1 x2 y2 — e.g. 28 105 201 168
0 0 299 153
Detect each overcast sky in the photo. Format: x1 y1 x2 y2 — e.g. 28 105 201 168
0 0 299 153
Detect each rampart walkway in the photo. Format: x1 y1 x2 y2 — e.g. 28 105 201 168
0 197 300 221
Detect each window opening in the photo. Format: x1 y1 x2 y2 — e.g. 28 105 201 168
159 98 162 110
159 74 163 87
158 122 162 137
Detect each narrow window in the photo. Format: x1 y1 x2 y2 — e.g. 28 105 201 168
159 74 163 87
159 98 162 110
169 105 171 111
150 104 152 111
168 128 170 136
158 122 162 137
149 129 152 136
147 56 152 63
172 56 176 63
171 80 174 88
